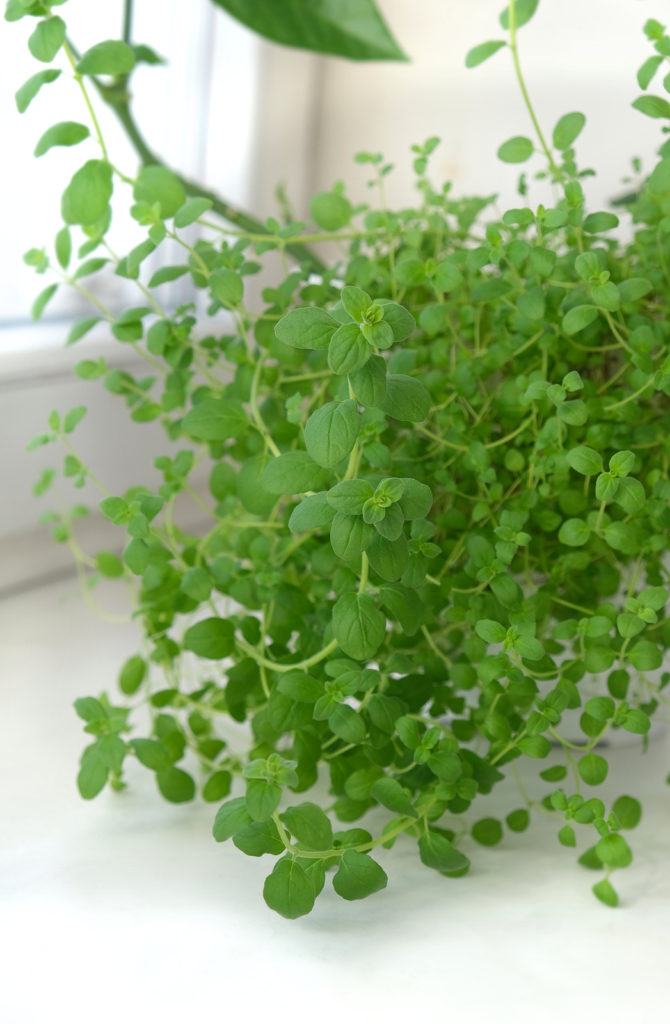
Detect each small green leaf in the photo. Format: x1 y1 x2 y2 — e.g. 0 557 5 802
592 879 619 907
183 618 235 659
471 817 503 845
212 797 252 841
499 0 539 30
156 767 195 803
182 399 247 441
332 849 388 900
15 69 61 113
118 654 147 694
632 94 670 119
559 518 590 547
261 451 331 495
419 829 470 874
61 160 113 226
34 121 89 157
76 40 136 75
562 305 599 335
578 753 609 786
310 191 352 230
282 802 333 850
133 165 186 219
595 833 633 868
465 39 506 68
304 400 360 468
246 779 282 821
263 857 315 919
328 323 370 375
275 306 338 350
558 825 576 847
332 592 386 660
173 197 213 227
552 112 586 150
28 16 66 62
506 809 530 832
497 136 534 163
566 446 603 476
611 795 642 830
131 738 172 772
381 374 431 421
638 55 663 90
370 777 416 817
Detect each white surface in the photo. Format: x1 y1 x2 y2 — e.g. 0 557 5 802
2 577 669 1023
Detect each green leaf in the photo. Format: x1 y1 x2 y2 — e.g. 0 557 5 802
595 833 633 868
117 653 146 695
379 583 422 635
552 112 586 150
465 39 506 68
332 849 388 900
499 0 539 30
638 55 663 89
350 355 387 406
558 518 590 547
328 323 370 375
558 825 576 847
304 400 360 468
475 619 506 643
578 753 609 786
497 136 534 163
277 671 323 702
261 451 331 495
275 306 338 350
76 40 136 75
622 708 651 734
213 797 252 841
34 121 89 157
211 0 406 60
419 829 470 874
330 512 375 561
381 374 431 421
156 767 195 803
183 617 235 659
583 212 619 233
397 478 432 519
506 809 530 832
288 492 335 532
379 300 416 342
592 879 619 907
246 779 282 821
632 94 670 119
566 446 603 476
282 802 333 849
173 197 213 227
31 284 57 321
611 795 642 830
131 738 173 772
77 750 108 800
517 735 551 758
203 771 232 803
133 165 186 219
370 777 416 817
332 592 386 660
327 479 374 515
233 819 284 856
562 304 599 335
28 16 65 62
263 858 315 919
628 642 662 672
61 160 113 226
614 477 645 514
471 817 503 846
181 399 247 441
310 191 353 230
15 69 61 113
209 267 243 307
366 533 408 581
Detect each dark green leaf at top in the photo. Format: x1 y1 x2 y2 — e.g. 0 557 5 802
211 0 406 61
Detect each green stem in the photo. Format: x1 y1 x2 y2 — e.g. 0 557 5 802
237 636 339 674
63 41 108 162
358 552 369 594
508 0 562 181
122 0 133 45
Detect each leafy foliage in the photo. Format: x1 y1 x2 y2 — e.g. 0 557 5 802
12 0 670 918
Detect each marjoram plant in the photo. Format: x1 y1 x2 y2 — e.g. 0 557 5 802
10 0 670 917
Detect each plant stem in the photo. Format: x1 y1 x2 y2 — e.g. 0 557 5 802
122 0 133 45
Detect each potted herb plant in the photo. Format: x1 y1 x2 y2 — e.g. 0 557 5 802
10 0 670 917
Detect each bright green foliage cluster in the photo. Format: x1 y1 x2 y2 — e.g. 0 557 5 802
12 0 670 917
